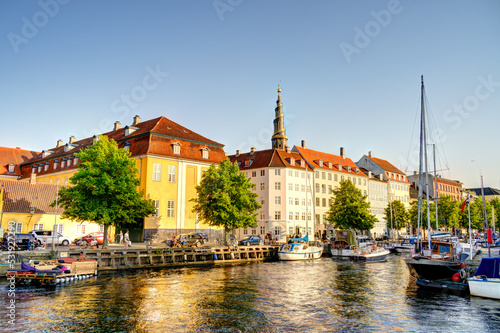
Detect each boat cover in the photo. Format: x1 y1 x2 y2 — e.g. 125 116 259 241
475 257 500 278
21 262 36 272
290 233 309 243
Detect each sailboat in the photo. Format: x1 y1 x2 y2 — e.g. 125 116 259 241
278 166 322 261
403 76 463 281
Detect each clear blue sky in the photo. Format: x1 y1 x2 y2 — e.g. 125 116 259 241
1 0 499 188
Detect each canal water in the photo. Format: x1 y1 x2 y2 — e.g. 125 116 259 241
1 256 499 332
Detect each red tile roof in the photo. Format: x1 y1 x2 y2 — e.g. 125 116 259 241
228 149 308 170
0 147 39 177
0 180 60 214
18 116 226 179
365 155 405 175
293 146 368 177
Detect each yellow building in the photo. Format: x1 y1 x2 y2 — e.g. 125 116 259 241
18 115 226 242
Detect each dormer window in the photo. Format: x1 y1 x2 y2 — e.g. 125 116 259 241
318 160 323 167
73 157 78 166
289 157 295 166
172 142 181 155
37 164 42 173
244 159 253 167
124 126 137 136
53 160 59 170
8 163 15 173
92 135 98 144
44 162 49 172
347 166 351 172
32 164 37 171
123 142 131 151
356 167 360 174
201 147 209 159
338 165 342 171
61 158 67 168
300 160 305 167
328 162 332 169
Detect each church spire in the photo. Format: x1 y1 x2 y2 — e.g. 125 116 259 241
271 82 288 150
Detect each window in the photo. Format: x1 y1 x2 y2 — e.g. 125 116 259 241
315 171 319 178
295 212 300 220
289 183 293 190
76 224 86 235
322 198 327 207
44 163 49 172
64 177 68 186
275 211 281 220
301 172 305 178
260 226 266 234
358 178 362 185
173 142 181 155
316 198 320 206
322 184 326 193
289 212 294 220
8 164 15 173
289 197 293 205
73 157 78 166
153 163 161 181
328 185 332 193
302 212 306 220
275 182 281 190
260 211 265 219
152 199 160 217
201 148 209 159
168 165 176 182
323 214 327 223
275 196 281 205
56 224 64 233
37 165 42 173
33 223 44 231
275 169 281 176
261 170 265 176
243 228 248 235
261 199 265 205
301 185 305 192
329 198 332 206
288 170 293 176
308 212 312 221
295 171 299 177
167 200 175 218
252 171 256 177
56 178 60 184
295 198 299 205
61 159 66 168
328 173 332 180
322 172 325 179
252 229 257 235
260 183 265 190
295 184 299 191
301 198 305 206
315 183 320 192
334 174 338 181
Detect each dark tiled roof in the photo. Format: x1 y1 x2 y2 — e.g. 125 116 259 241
467 187 500 196
0 180 60 214
0 147 39 177
18 116 226 179
228 149 308 170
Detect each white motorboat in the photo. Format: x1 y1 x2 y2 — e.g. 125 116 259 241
467 257 500 300
278 233 322 261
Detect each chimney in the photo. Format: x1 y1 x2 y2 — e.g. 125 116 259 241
114 121 121 131
301 140 305 148
132 115 141 126
236 150 241 157
30 173 36 185
285 145 290 153
340 147 345 159
368 151 372 158
69 136 75 144
56 139 63 147
250 147 256 155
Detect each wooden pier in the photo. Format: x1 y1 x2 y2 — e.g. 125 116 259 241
58 245 281 273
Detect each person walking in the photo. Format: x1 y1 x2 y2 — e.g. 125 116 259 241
124 231 130 247
119 231 123 245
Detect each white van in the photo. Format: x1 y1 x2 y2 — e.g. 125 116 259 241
30 230 71 246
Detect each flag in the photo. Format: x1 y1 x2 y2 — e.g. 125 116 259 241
460 196 469 212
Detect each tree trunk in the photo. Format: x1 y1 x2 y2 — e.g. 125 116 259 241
103 224 108 249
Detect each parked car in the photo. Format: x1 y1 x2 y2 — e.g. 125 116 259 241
74 232 111 245
238 235 264 246
1 233 42 251
194 232 209 242
182 233 206 247
31 230 72 246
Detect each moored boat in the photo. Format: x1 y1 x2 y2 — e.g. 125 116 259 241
278 233 322 261
394 237 418 254
467 257 500 299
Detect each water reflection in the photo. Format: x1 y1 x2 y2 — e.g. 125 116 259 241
1 257 500 332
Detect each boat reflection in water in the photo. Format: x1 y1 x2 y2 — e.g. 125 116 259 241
1 257 500 332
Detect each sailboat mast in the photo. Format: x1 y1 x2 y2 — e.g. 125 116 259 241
433 144 438 231
480 174 491 256
417 76 425 250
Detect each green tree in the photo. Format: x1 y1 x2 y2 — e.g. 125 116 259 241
408 199 436 231
52 135 156 248
326 179 376 232
437 196 460 230
191 158 261 240
384 200 408 234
